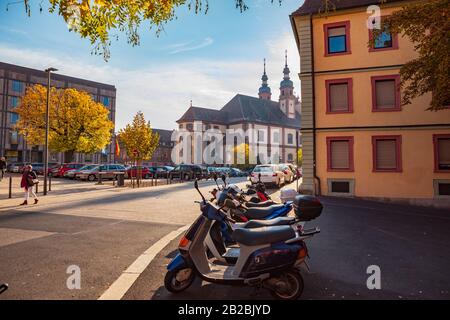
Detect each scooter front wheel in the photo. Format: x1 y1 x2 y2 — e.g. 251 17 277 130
164 268 195 293
268 270 304 300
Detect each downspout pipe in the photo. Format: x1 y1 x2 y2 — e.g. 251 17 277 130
310 14 321 196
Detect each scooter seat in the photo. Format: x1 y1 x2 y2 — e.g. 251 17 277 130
232 225 296 246
242 217 295 229
244 204 285 219
245 200 277 208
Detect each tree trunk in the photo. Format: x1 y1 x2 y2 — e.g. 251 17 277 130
137 159 142 187
64 151 74 163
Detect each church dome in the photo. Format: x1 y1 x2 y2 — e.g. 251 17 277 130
280 78 293 88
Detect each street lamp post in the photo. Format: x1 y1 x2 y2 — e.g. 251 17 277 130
43 67 58 196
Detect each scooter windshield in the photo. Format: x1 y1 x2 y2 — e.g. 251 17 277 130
205 203 224 222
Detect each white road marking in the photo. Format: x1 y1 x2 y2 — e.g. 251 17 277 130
98 224 189 300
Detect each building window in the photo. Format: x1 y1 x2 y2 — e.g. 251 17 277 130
102 96 110 106
287 153 293 162
273 131 280 144
371 75 401 111
186 123 193 131
324 21 351 56
327 137 354 172
179 124 183 129
12 80 23 93
10 131 18 144
369 22 398 51
433 134 450 172
327 178 355 196
10 112 19 124
326 78 353 113
258 130 264 142
214 125 220 130
287 133 293 145
434 180 450 197
372 136 402 172
10 96 19 108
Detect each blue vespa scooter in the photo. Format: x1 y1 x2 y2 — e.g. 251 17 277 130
164 180 321 300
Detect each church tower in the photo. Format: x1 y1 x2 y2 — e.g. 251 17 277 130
258 59 272 100
279 50 296 119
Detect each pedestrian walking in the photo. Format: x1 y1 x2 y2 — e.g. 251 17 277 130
0 157 6 181
20 164 39 205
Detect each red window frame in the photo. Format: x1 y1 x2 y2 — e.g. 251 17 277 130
372 135 402 172
325 78 353 114
371 75 401 112
368 17 399 52
323 21 351 57
433 134 450 173
326 136 354 172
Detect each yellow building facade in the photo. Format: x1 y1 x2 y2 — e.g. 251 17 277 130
291 0 450 207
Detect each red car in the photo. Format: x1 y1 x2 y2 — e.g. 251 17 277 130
126 166 153 179
51 163 84 177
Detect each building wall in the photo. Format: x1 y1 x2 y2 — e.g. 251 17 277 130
292 2 450 204
293 14 315 194
316 129 450 199
0 62 116 164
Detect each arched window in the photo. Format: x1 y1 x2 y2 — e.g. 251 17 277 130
287 133 293 144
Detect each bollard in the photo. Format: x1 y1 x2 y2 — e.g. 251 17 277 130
9 176 12 199
48 174 52 192
98 173 103 185
167 175 169 185
155 173 158 186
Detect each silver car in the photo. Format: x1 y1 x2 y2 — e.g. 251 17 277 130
250 164 285 188
78 164 126 181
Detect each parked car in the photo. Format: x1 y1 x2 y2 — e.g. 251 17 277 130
163 165 174 172
279 163 295 183
31 163 45 175
169 164 208 181
65 164 98 179
230 167 246 177
9 162 25 173
78 164 127 181
51 163 84 177
250 164 285 188
148 166 172 178
126 166 153 179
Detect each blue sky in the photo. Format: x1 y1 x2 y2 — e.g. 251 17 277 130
0 0 304 130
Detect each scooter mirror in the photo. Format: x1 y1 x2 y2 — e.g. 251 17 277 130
194 179 206 202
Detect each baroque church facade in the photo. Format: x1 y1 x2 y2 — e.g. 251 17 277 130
175 53 301 165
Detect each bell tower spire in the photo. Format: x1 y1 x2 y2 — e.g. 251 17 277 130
279 50 296 118
258 58 271 100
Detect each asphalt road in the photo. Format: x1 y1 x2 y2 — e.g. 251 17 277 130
1 177 449 300
0 177 247 299
124 196 450 300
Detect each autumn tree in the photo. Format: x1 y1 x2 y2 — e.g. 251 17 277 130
118 111 159 183
15 0 281 60
297 148 302 167
15 84 114 162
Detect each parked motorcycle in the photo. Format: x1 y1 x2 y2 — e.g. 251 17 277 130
164 180 322 300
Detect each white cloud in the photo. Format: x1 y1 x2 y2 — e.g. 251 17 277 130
169 37 214 54
0 32 300 131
